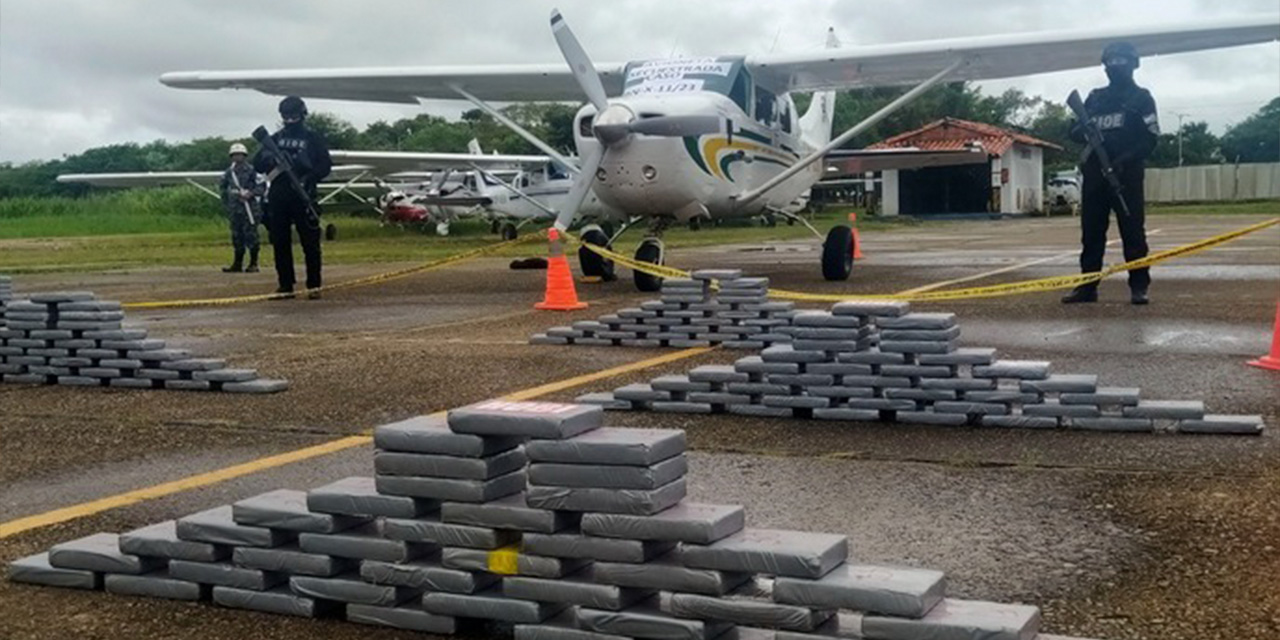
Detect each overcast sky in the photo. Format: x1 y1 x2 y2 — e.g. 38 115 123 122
1 0 1276 164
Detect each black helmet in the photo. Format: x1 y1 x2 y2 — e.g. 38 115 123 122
279 95 308 119
1101 42 1139 69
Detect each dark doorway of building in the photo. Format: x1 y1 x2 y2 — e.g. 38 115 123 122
899 162 992 215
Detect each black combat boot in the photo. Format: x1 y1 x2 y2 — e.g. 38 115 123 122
1060 287 1098 304
1130 288 1149 305
246 248 260 273
223 249 244 273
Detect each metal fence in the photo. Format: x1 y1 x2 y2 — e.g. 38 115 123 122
1145 162 1280 203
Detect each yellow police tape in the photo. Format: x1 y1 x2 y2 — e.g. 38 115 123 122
122 230 548 310
487 545 521 575
567 217 1280 303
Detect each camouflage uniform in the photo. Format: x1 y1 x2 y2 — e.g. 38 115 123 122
219 161 265 270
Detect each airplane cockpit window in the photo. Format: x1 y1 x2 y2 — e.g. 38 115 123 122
754 87 776 125
463 175 476 191
579 115 595 138
728 70 750 113
780 99 793 134
548 164 570 180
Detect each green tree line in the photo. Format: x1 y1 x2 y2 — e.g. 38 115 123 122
1 88 1275 199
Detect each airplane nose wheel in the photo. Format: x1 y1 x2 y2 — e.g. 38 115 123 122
499 222 518 241
821 225 854 281
633 238 664 292
578 226 616 282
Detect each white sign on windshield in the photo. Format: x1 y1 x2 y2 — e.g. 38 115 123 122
624 79 706 96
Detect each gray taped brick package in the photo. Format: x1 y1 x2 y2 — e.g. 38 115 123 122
581 502 745 544
232 489 369 533
233 545 355 577
860 598 1040 640
515 621 632 640
504 573 654 610
441 492 579 533
664 586 834 631
442 547 591 579
773 564 946 618
525 428 686 466
213 585 337 618
176 505 293 548
362 557 499 593
48 533 164 574
529 455 687 490
593 553 751 596
307 476 439 518
347 604 461 634
375 447 528 479
299 523 435 563
448 400 603 439
8 552 101 590
104 571 208 601
168 559 286 590
120 520 228 562
527 478 686 515
424 588 568 623
376 470 527 503
374 414 523 457
383 516 520 549
679 528 848 579
524 532 676 563
290 573 420 606
577 602 735 640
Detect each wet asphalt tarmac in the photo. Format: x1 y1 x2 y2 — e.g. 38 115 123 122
1 214 1277 640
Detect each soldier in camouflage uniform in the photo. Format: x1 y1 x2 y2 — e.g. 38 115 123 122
219 142 265 273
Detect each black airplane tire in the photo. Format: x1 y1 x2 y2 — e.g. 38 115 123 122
633 239 664 292
324 223 337 241
500 222 518 241
822 225 854 281
579 227 614 281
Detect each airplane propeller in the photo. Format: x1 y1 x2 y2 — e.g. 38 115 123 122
548 9 720 230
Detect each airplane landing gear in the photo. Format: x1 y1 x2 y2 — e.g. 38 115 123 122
490 219 502 234
822 225 854 281
578 225 616 282
324 223 338 241
499 222 518 241
688 217 702 231
634 238 665 292
435 222 451 236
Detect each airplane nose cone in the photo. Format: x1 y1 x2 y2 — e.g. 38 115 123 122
593 104 635 146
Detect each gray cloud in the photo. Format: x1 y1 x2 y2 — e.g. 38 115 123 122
1 0 1276 163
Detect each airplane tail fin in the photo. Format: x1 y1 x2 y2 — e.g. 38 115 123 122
467 138 483 155
798 27 840 148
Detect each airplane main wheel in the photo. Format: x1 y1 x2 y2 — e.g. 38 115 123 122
822 225 854 281
763 214 777 228
578 227 616 282
633 238 664 292
688 217 702 231
324 223 338 241
491 220 501 234
500 222 518 241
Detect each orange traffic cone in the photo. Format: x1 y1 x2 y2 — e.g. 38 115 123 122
848 212 865 260
1247 301 1280 371
535 229 588 311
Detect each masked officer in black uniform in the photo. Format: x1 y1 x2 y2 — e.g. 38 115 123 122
1062 42 1159 305
253 96 332 299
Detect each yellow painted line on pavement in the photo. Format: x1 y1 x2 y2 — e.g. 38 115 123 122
897 230 1162 295
0 346 713 539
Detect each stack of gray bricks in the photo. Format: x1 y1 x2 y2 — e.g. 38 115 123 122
0 275 12 320
0 290 286 393
585 299 1264 436
10 399 1092 639
531 270 798 349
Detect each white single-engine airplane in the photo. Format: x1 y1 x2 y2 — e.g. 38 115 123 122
161 11 1278 290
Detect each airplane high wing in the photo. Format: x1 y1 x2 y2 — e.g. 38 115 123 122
328 150 553 175
56 164 373 190
160 15 1278 102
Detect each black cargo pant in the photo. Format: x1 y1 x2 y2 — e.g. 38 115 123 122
266 196 322 291
1077 163 1149 293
